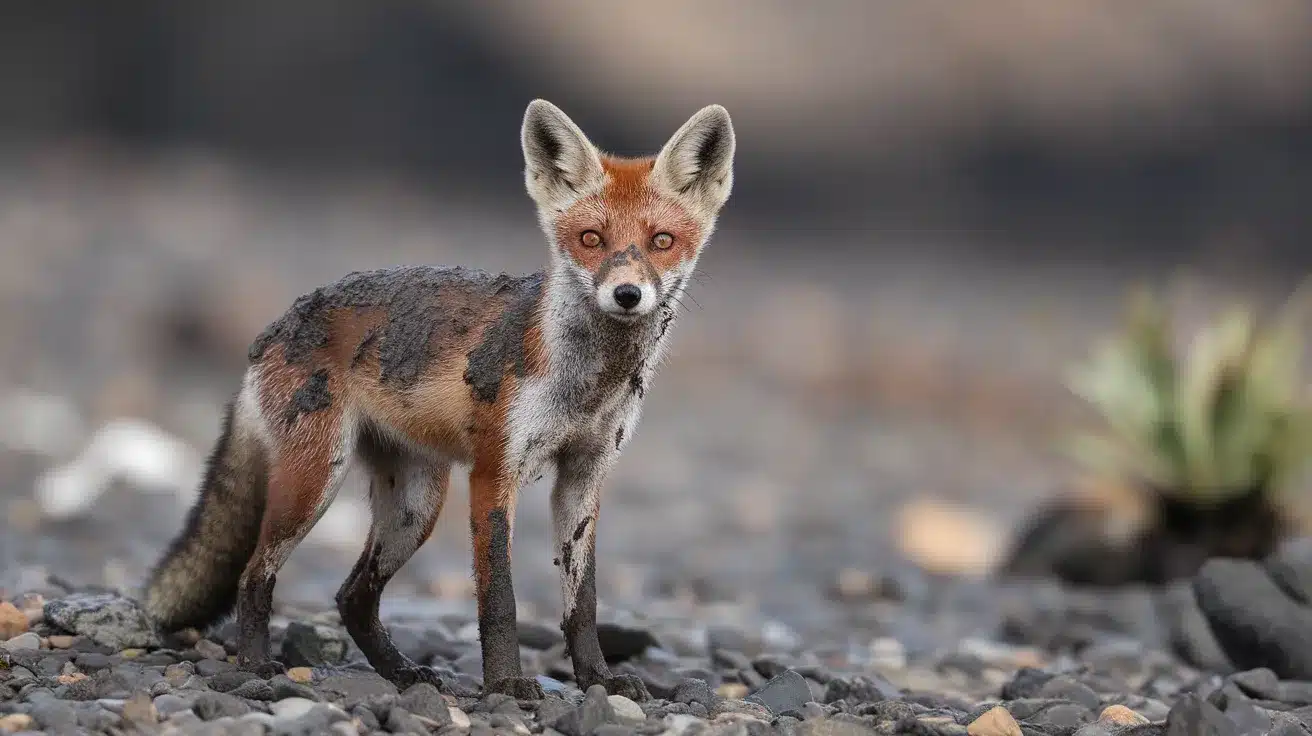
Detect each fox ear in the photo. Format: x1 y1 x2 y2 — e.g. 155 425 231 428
521 99 606 210
652 105 735 215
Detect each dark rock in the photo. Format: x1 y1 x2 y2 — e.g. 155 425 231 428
712 648 754 672
1229 669 1281 700
269 674 319 701
75 652 112 672
280 622 347 668
398 682 452 725
154 693 195 716
1280 681 1312 707
1037 676 1102 711
746 669 813 716
208 670 261 693
229 678 276 701
550 684 616 736
753 656 792 681
385 706 428 735
672 678 717 707
536 697 575 726
1194 558 1312 680
1165 693 1239 736
1224 698 1273 734
518 620 565 651
351 704 380 731
823 675 901 705
1025 702 1094 731
43 594 159 650
596 623 659 664
195 658 237 677
193 691 253 720
75 703 120 731
29 698 79 730
59 676 100 701
316 671 398 705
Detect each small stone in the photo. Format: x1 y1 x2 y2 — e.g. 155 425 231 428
280 621 346 667
968 706 1023 736
208 669 260 693
1037 676 1101 711
271 697 319 719
153 693 195 716
122 691 159 726
1165 694 1237 736
47 635 76 649
57 672 89 685
195 639 227 660
745 669 812 716
449 707 472 729
43 594 159 650
2 632 40 651
287 666 314 684
608 694 645 722
0 713 34 733
195 658 235 677
398 683 451 724
551 684 617 736
193 691 252 720
823 674 900 704
518 620 565 650
0 602 28 640
1099 704 1149 726
718 682 749 699
270 674 319 701
673 678 717 707
229 678 275 701
386 706 427 734
118 648 145 659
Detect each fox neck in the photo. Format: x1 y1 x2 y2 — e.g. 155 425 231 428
538 253 688 388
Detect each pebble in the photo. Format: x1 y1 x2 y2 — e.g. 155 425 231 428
967 705 1023 736
286 666 314 684
0 602 27 640
43 593 159 650
0 714 35 733
1098 704 1150 725
745 669 812 715
1 632 40 652
194 638 227 660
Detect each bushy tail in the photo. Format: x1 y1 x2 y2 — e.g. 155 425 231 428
144 397 269 632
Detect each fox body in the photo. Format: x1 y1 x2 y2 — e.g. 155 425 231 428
144 100 735 699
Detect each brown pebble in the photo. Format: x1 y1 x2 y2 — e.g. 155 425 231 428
717 682 748 699
1099 704 1149 725
0 602 27 640
47 635 76 649
968 705 1023 736
119 648 145 659
287 667 314 684
0 713 35 733
122 691 159 726
57 673 88 685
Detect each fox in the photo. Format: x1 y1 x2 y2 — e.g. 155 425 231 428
142 99 735 700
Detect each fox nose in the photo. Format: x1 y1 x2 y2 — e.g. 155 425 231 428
613 284 642 310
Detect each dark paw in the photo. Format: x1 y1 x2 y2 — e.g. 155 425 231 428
601 673 651 702
487 676 546 700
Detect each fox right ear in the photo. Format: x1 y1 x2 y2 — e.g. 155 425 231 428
521 99 606 211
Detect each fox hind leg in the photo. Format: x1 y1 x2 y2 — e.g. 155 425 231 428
337 445 451 687
235 406 355 675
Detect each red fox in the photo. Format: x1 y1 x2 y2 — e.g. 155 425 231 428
144 99 735 700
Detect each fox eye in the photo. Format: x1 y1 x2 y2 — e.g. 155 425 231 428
580 230 603 248
651 232 674 250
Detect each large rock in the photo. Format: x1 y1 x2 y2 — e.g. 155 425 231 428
44 594 159 650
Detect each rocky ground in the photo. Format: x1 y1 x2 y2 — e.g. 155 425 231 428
1 575 1311 735
3 150 1310 734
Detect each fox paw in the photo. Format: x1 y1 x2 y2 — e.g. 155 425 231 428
486 676 546 700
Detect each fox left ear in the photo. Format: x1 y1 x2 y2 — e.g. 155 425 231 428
652 105 735 216
522 99 607 211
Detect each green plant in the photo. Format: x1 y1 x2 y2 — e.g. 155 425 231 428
1064 287 1312 509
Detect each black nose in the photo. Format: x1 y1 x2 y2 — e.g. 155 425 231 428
613 284 642 310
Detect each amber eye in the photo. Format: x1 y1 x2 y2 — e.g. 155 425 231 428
580 230 603 248
652 232 674 250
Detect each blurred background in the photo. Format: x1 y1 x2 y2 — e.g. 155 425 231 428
2 1 1311 644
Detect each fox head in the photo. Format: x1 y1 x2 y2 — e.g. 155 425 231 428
521 99 735 322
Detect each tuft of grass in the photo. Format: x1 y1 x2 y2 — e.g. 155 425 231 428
1063 286 1312 508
